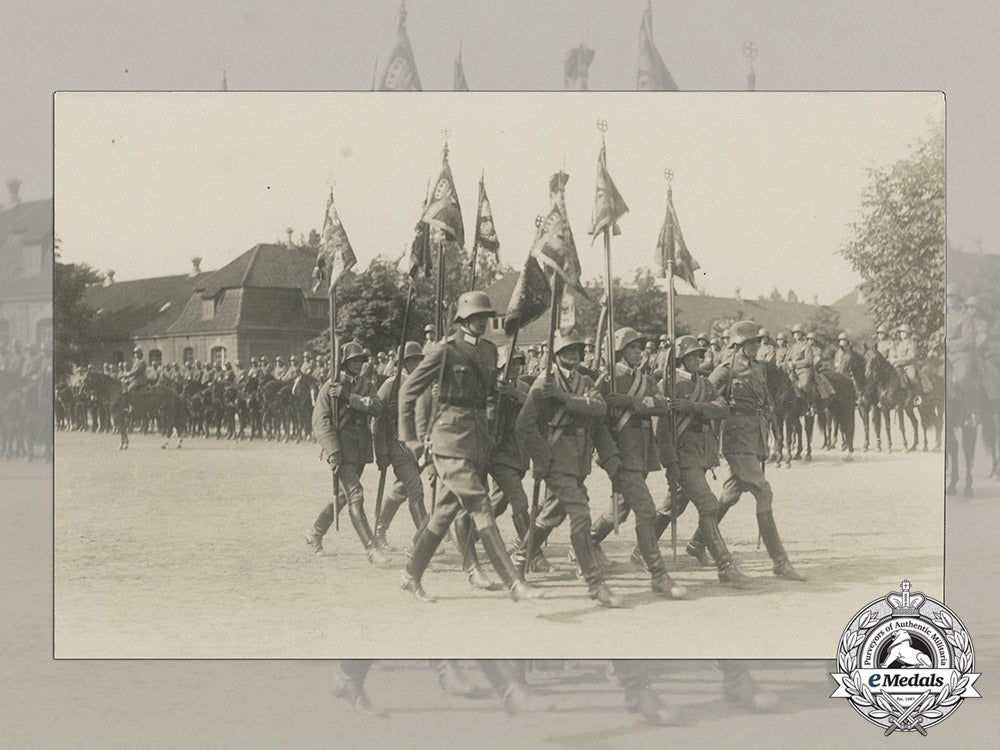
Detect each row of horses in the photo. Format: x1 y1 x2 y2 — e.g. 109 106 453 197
0 369 52 461
56 371 321 450
51 347 943 467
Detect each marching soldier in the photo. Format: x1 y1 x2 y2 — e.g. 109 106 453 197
300 352 315 378
588 327 687 598
121 347 148 393
583 337 597 370
686 321 807 582
696 333 715 375
305 342 388 564
514 329 626 608
654 334 672 380
398 291 542 603
640 335 753 588
371 341 429 551
756 329 776 364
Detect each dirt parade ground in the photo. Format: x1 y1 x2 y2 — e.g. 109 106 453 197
53 425 942 660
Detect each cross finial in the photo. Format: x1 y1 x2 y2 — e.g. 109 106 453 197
901 580 911 606
664 168 674 184
597 118 608 134
743 40 758 63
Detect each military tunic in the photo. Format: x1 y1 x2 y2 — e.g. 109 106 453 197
372 371 426 537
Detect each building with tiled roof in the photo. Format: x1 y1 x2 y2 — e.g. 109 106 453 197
481 271 873 347
83 243 328 366
0 193 53 346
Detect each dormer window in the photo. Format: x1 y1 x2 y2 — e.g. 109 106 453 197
201 298 215 319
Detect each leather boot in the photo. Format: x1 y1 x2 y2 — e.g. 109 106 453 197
356 508 389 565
589 582 626 608
570 525 604 587
477 660 553 716
408 495 428 531
479 524 544 601
306 503 336 553
637 521 688 599
687 500 733 566
630 512 673 567
720 661 779 712
401 527 443 602
374 497 402 550
331 665 387 717
457 516 502 590
698 514 754 589
757 512 807 581
513 525 552 578
433 659 476 697
590 512 616 547
511 507 530 542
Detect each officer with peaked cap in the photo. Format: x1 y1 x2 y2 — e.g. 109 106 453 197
371 341 430 552
398 291 542 603
306 341 387 563
640 335 753 587
687 320 807 581
589 327 687 598
514 328 626 608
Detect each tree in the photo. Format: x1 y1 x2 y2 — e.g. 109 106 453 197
54 249 103 378
842 119 945 357
574 268 690 340
786 289 799 303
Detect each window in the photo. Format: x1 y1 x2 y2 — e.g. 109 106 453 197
210 346 227 366
148 349 163 366
491 316 503 331
182 347 194 365
201 298 215 319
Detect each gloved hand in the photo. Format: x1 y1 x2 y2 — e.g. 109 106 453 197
669 398 698 414
540 378 564 402
327 382 343 398
664 462 680 483
603 455 622 479
326 451 342 472
605 393 634 409
375 454 390 472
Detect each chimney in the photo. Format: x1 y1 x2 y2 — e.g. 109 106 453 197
190 256 202 276
104 270 115 286
6 178 22 205
286 227 294 247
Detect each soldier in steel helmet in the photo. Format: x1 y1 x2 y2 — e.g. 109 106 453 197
423 323 437 347
874 324 894 361
305 342 388 564
371 341 430 552
774 332 789 369
946 284 977 396
398 291 542 603
756 328 776 364
833 332 864 395
654 333 672 381
588 326 687 599
514 328 626 608
640 334 753 588
889 323 924 401
696 333 714 375
122 347 148 394
687 320 807 582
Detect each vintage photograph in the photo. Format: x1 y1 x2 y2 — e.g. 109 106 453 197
53 90 944 659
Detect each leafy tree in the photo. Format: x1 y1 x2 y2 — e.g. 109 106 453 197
573 268 690 341
786 289 799 303
54 249 103 378
842 119 945 357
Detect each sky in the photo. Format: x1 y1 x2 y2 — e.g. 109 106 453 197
3 1 995 287
55 92 940 303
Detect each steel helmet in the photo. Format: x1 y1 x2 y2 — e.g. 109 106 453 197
133 347 143 355
806 331 817 341
402 341 424 361
837 332 849 341
759 328 771 338
497 345 526 369
290 355 298 363
454 291 495 321
674 335 706 361
341 342 366 362
584 337 595 346
697 332 710 342
776 332 788 342
729 320 763 346
613 327 644 353
423 323 436 334
876 324 888 334
553 329 587 354
791 323 804 334
659 333 670 342
897 323 912 333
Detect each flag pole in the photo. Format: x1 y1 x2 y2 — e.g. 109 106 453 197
329 282 341 532
523 274 561 579
664 173 679 560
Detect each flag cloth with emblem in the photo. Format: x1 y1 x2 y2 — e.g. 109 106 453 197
655 187 699 289
376 4 422 91
531 171 589 299
313 191 357 291
403 192 433 279
503 254 551 336
421 148 465 246
589 141 629 240
474 174 499 258
564 44 595 90
637 1 679 91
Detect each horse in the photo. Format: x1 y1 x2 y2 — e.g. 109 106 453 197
916 366 944 453
763 360 803 467
946 374 980 497
287 373 319 443
82 371 184 449
816 370 857 458
862 347 920 453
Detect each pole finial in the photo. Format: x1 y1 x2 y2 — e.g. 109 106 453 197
535 215 544 228
597 118 608 134
664 168 674 184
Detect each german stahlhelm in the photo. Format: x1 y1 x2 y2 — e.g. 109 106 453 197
402 341 424 361
791 323 804 334
497 345 526 369
553 329 587 354
341 342 366 362
674 335 706 361
454 291 495 321
729 320 763 346
614 326 644 354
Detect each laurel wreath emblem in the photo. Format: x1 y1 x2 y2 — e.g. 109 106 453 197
837 607 975 727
